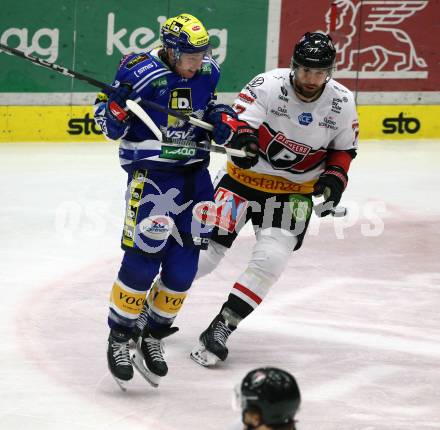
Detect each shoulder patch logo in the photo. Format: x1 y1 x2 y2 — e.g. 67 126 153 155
200 62 212 74
125 53 150 69
249 76 264 87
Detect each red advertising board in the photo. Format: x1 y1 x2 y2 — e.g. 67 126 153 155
278 0 438 92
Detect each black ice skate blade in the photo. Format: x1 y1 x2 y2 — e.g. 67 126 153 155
131 351 161 388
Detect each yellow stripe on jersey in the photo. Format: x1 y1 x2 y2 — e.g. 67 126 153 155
227 162 316 194
122 169 148 248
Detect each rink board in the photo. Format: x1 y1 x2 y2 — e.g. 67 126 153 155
0 106 105 142
0 105 439 142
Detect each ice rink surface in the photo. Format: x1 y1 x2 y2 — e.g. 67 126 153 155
0 140 439 430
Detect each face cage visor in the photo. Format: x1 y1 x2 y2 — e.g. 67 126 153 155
173 45 212 61
290 60 334 83
232 384 260 430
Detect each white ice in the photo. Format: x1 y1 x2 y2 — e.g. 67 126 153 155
0 141 439 430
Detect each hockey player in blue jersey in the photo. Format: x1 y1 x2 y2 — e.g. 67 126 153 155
94 13 259 389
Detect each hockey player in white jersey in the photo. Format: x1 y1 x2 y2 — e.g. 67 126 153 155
186 32 360 366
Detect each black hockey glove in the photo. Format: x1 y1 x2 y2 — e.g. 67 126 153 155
205 104 239 145
230 125 259 170
313 165 348 217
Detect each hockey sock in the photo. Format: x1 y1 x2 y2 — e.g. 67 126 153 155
145 278 188 329
109 278 148 330
221 294 253 325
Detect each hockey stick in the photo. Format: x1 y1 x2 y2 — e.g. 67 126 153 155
0 42 213 132
313 202 347 217
1 42 346 216
123 72 346 216
126 99 162 140
329 206 347 217
133 97 213 132
125 100 246 157
126 99 239 156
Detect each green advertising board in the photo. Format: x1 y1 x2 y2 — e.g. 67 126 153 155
0 0 269 95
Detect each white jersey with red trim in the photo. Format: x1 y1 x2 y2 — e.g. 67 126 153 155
231 68 359 184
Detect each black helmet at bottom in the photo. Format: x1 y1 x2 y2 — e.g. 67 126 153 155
291 32 336 70
241 367 301 427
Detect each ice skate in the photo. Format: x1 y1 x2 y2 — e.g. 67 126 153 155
131 325 178 388
107 329 133 391
191 313 236 367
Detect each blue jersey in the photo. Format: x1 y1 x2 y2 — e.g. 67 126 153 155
95 48 220 172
